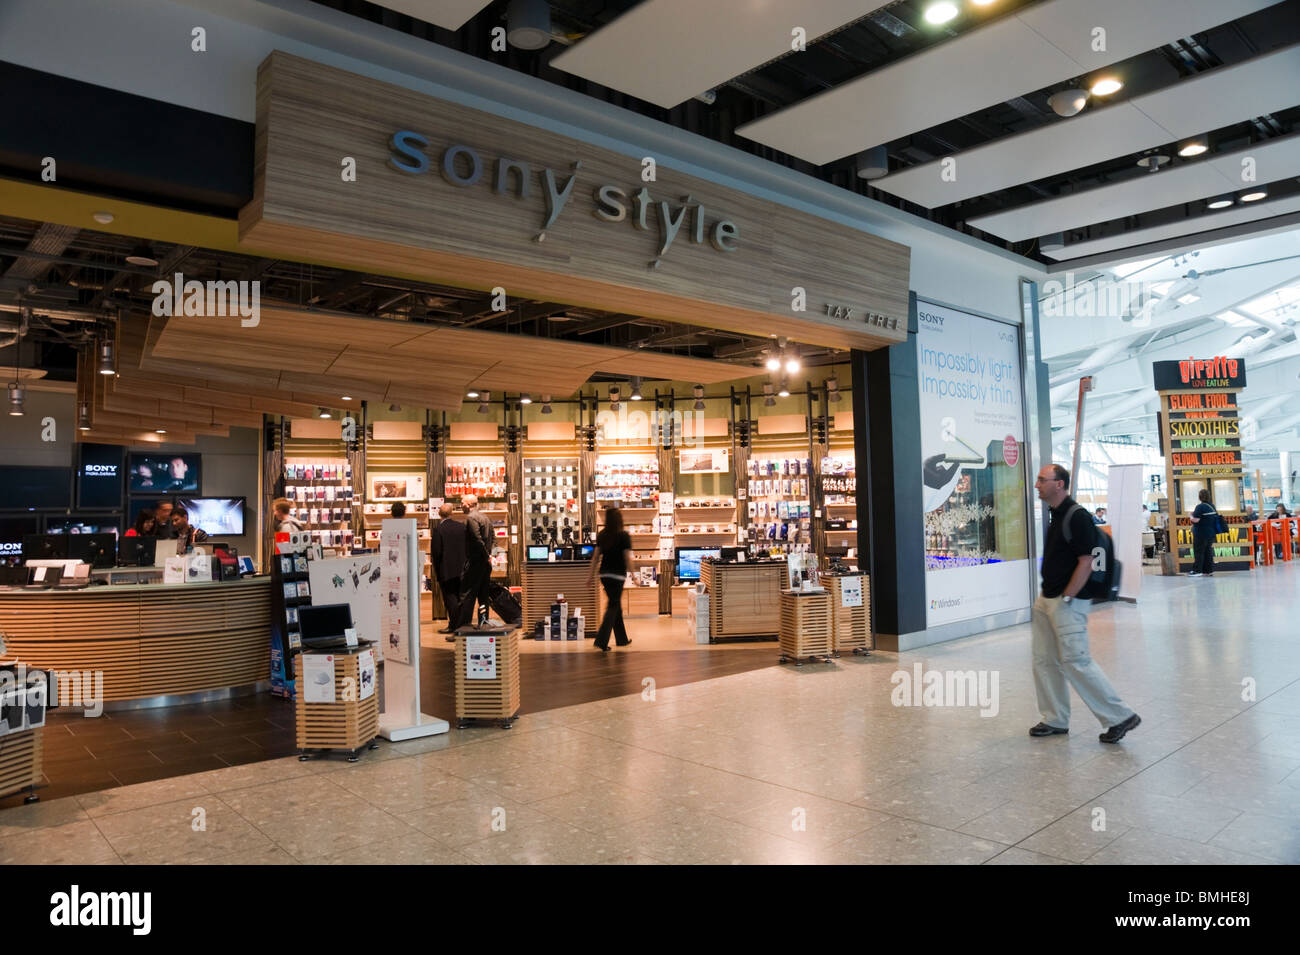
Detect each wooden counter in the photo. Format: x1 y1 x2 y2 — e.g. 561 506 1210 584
699 560 783 639
0 578 273 704
520 561 598 630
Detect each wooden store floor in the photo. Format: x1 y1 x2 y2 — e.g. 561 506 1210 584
2 614 777 808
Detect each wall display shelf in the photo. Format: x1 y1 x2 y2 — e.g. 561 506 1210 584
445 459 507 500
746 456 812 548
820 455 858 565
524 457 581 548
594 453 660 507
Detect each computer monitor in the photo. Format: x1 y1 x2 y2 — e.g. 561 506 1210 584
22 534 68 562
552 546 574 561
676 547 722 581
526 545 550 561
577 544 594 559
299 603 353 641
68 532 117 569
720 546 745 561
118 536 157 567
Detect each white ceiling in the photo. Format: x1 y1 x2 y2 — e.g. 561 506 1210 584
874 44 1300 209
550 1 892 109
733 0 1278 166
367 1 492 31
968 133 1300 241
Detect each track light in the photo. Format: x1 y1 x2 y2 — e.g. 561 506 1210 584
854 146 889 180
1241 189 1268 202
478 391 491 414
7 382 24 417
609 383 620 412
341 395 352 401
1206 195 1235 210
318 407 331 419
630 377 642 401
519 393 532 405
466 388 480 399
778 379 790 398
784 352 800 374
77 402 91 431
692 384 706 411
506 0 551 49
764 381 776 407
155 429 167 434
125 242 159 267
1089 76 1122 96
97 340 115 376
923 1 959 25
826 377 841 403
765 351 781 372
389 404 402 412
1177 139 1208 158
541 395 553 414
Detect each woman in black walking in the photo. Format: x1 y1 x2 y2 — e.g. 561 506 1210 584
587 506 634 652
1188 488 1217 577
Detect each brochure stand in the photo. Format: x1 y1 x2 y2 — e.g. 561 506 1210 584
377 518 449 741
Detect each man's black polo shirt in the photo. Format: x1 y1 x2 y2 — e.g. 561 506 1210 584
1041 496 1098 598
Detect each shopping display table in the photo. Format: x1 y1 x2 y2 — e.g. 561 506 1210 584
698 560 783 641
454 625 520 729
778 589 833 665
826 573 872 655
294 644 380 761
0 726 42 804
521 561 598 631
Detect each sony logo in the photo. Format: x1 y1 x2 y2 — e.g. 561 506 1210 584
84 465 118 475
918 310 944 326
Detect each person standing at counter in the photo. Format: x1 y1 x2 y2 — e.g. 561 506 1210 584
431 502 468 636
171 504 209 551
460 494 494 629
125 509 156 537
587 506 633 652
153 499 177 538
1188 488 1218 577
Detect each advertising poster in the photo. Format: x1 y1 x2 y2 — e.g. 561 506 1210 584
465 635 498 680
357 649 376 701
917 300 1031 627
840 575 863 608
308 555 384 658
302 654 336 703
380 524 411 665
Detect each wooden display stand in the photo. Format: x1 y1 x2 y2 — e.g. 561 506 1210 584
827 573 872 655
0 726 42 804
294 647 380 761
454 627 520 729
521 561 598 631
778 590 833 665
699 560 782 640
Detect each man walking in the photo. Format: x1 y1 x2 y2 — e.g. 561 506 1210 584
460 494 495 629
1030 464 1141 743
431 502 468 636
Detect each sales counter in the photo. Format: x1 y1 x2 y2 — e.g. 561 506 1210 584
520 560 598 629
0 577 273 707
699 560 783 639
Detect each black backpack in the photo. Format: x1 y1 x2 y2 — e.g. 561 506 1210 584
1063 504 1121 602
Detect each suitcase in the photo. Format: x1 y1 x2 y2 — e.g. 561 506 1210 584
489 582 523 626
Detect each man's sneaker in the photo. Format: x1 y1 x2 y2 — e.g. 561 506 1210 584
1029 722 1069 737
1099 713 1141 744
1187 571 1202 577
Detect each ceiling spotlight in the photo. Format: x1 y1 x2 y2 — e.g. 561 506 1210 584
92 211 114 225
389 404 402 412
826 377 842 403
506 0 552 50
692 383 705 411
477 390 491 414
466 388 480 399
971 0 996 5
519 393 532 405
97 339 116 376
541 395 553 415
341 395 352 401
763 381 776 407
784 354 800 374
630 377 643 401
765 351 781 371
1207 195 1235 210
318 407 331 419
1177 139 1208 158
923 1 959 25
125 242 159 267
1040 232 1065 252
7 382 25 417
854 145 890 180
155 428 167 434
1241 189 1268 202
77 402 91 431
1089 76 1123 96
1047 89 1088 118
1137 153 1170 172
778 380 791 398
609 383 620 411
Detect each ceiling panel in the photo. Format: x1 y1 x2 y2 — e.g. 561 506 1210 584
967 133 1300 241
366 1 493 31
735 0 1279 166
1044 195 1300 260
875 44 1300 208
550 1 891 110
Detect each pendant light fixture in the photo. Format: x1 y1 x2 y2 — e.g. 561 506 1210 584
778 379 790 398
97 339 115 376
77 401 92 431
519 393 532 405
763 381 776 407
318 407 332 419
609 383 620 412
541 395 553 415
692 384 706 411
125 242 159 267
630 377 643 401
7 347 24 416
826 376 842 403
477 390 491 414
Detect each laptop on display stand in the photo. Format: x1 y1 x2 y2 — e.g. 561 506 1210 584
298 602 364 650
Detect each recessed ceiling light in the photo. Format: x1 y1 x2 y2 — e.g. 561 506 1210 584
1090 77 1122 96
92 211 114 225
1047 89 1088 118
1178 140 1208 157
125 243 159 267
1241 190 1268 202
519 394 532 405
923 2 959 25
341 395 352 401
1206 196 1234 210
466 388 480 399
318 408 331 419
971 0 997 5
155 428 166 434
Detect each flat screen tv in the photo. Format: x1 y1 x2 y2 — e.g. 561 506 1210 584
0 516 39 561
77 443 125 509
175 497 245 535
675 547 721 582
0 466 72 510
128 453 201 494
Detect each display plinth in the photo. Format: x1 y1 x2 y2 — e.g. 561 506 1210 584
294 648 379 760
0 726 42 803
521 561 598 631
454 626 520 729
699 560 782 640
778 590 833 665
827 573 872 655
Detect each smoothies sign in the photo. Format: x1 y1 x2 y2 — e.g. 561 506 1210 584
917 302 1031 627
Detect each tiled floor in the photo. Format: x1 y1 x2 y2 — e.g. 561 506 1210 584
3 565 1298 864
